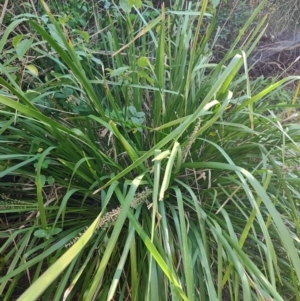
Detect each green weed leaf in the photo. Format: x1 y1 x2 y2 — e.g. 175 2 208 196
25 64 38 76
210 0 220 8
108 66 130 77
12 35 23 48
49 228 62 235
128 105 137 115
128 0 142 9
74 30 90 43
135 111 145 118
34 229 48 238
138 70 154 85
15 38 33 60
137 56 149 68
119 0 132 13
47 176 55 185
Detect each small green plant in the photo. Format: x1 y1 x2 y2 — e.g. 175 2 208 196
106 105 145 132
34 227 62 240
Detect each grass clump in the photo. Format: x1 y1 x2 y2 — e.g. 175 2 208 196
1 0 300 300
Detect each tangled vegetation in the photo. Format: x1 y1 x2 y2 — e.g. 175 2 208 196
1 0 300 300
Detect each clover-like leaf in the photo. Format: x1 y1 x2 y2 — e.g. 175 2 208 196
33 229 48 238
137 56 149 68
49 228 62 235
135 111 145 118
47 176 55 185
26 65 39 76
128 106 137 116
